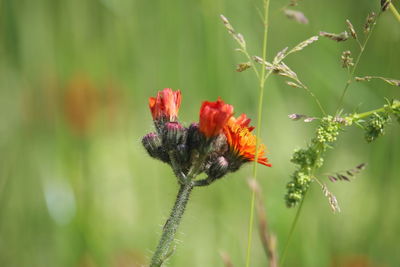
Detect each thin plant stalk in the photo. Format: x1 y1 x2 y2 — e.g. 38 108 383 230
349 101 400 120
245 0 271 266
336 12 381 113
390 3 400 22
279 191 307 266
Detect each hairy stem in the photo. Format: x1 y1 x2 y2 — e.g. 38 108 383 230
245 0 270 266
150 182 194 267
169 151 187 184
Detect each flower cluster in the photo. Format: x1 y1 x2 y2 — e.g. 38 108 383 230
142 88 271 185
358 99 400 143
316 116 341 143
364 113 390 143
286 116 342 207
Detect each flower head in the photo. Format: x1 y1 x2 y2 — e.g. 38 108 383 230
223 114 271 168
149 88 181 121
199 98 234 138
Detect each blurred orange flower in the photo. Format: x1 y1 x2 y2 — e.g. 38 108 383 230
64 76 99 135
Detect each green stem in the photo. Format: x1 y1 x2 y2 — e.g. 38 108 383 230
279 191 307 266
348 101 400 120
193 176 216 187
245 0 270 266
150 182 194 267
390 3 400 22
168 151 187 185
303 86 327 116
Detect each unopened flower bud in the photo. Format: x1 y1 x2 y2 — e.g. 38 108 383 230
142 132 169 163
163 122 186 149
187 123 202 148
206 156 229 179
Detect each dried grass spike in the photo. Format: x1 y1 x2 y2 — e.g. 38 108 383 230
236 33 246 47
304 117 316 122
288 35 319 54
321 183 341 213
338 174 350 181
328 175 337 182
253 56 273 68
355 76 400 86
275 62 299 81
284 9 309 24
285 81 302 88
356 163 366 170
236 62 251 72
220 14 235 35
341 50 354 68
327 163 366 183
364 12 376 34
381 78 400 86
346 19 358 39
355 76 372 82
319 31 349 42
273 47 288 65
288 113 306 120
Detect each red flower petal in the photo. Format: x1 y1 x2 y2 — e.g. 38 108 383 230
199 98 234 138
149 88 181 121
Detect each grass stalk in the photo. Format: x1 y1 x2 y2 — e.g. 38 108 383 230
389 3 400 22
245 0 270 266
279 191 307 266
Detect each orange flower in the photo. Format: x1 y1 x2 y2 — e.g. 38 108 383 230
199 98 234 138
149 88 181 121
223 114 271 167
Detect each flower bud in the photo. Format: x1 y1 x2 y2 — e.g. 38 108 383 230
206 156 229 179
163 122 186 149
142 132 169 163
187 123 203 150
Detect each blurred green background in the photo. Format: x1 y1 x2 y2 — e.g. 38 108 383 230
1 0 399 266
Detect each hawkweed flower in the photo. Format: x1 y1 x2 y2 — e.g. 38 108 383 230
223 114 271 171
199 98 234 138
143 90 272 266
149 88 182 131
